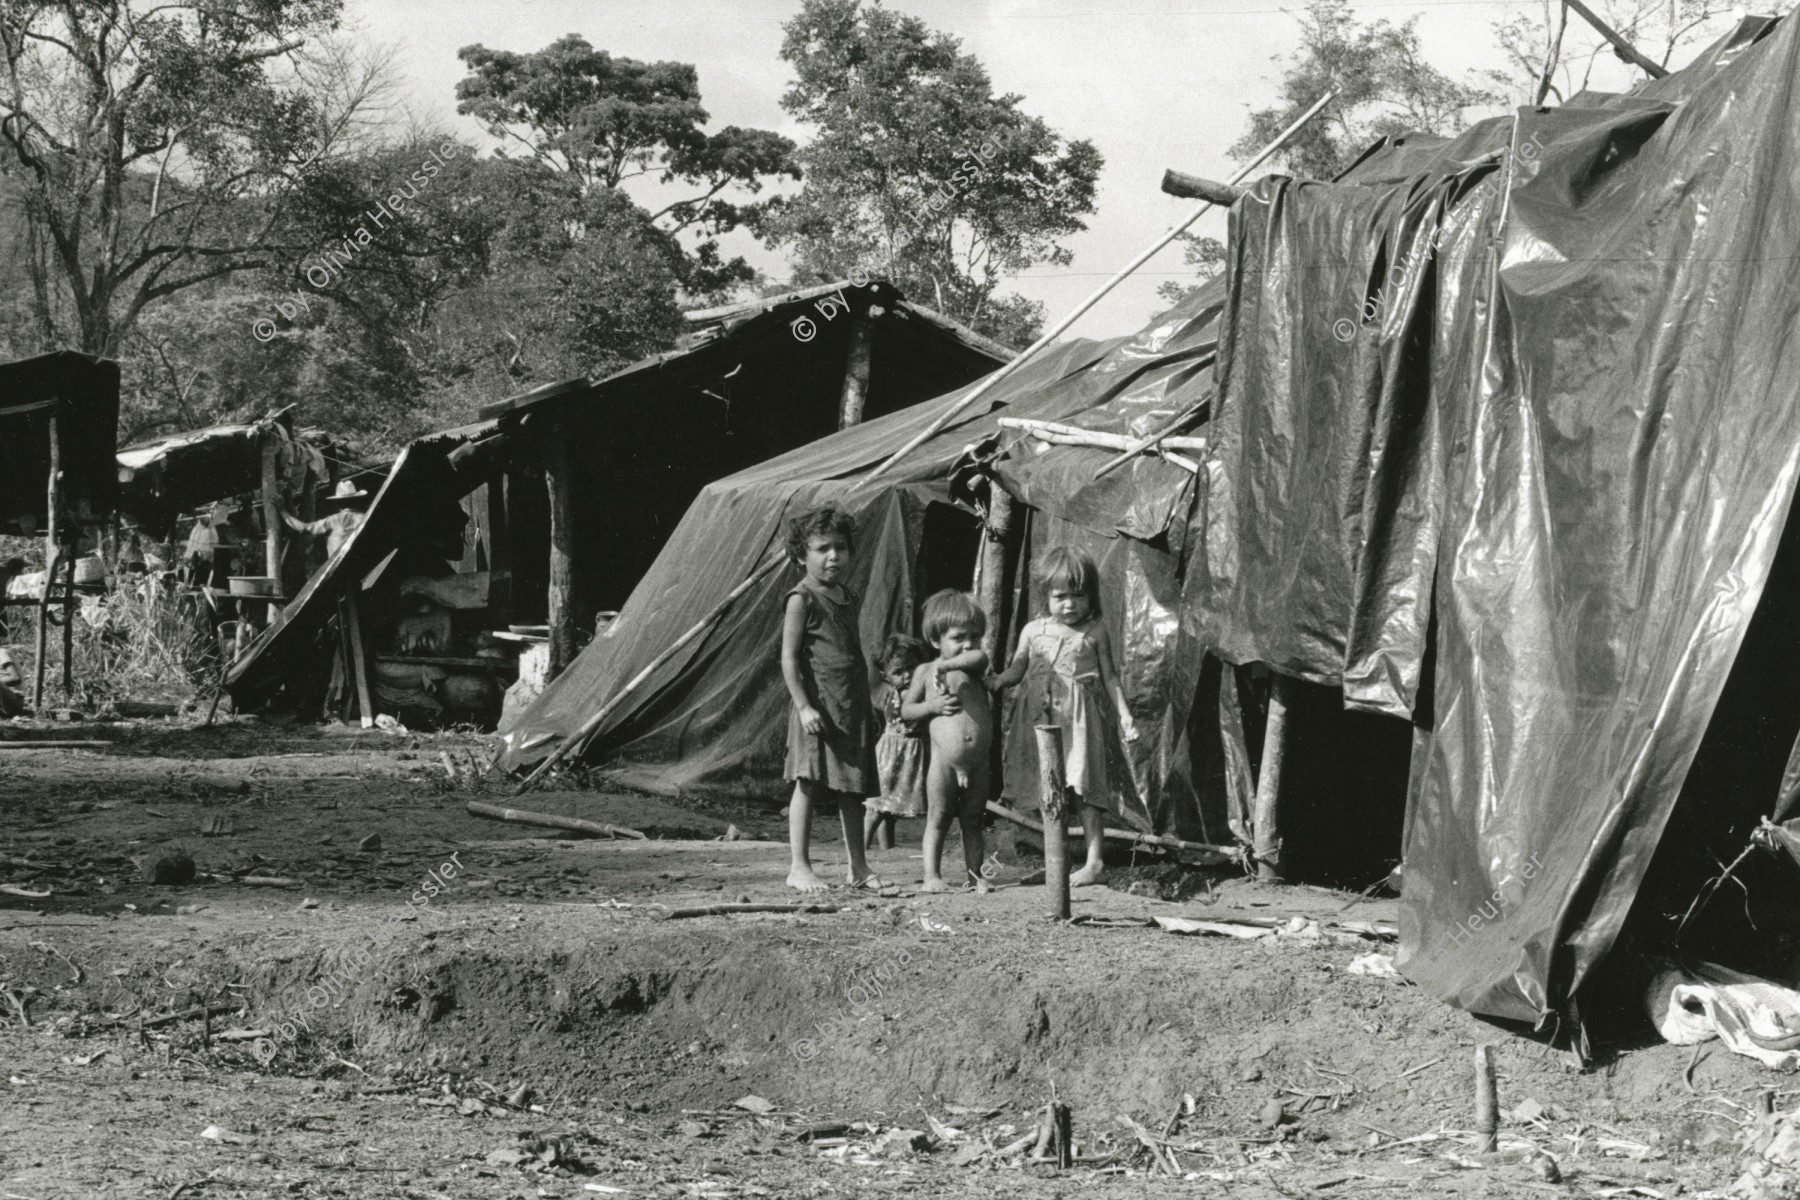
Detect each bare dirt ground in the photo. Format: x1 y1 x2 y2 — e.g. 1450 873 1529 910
0 714 1779 1198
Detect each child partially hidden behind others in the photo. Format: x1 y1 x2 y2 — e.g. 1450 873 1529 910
865 634 931 852
904 590 993 893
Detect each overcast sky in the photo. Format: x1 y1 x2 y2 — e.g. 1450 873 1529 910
344 0 1742 338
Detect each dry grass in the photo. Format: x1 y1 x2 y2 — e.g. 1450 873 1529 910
3 577 217 710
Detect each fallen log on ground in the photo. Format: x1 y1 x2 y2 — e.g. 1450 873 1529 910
984 801 1235 858
466 800 647 840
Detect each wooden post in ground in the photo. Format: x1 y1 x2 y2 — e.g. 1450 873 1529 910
1253 673 1296 881
342 591 374 729
838 305 880 430
1035 724 1072 920
1474 1044 1499 1152
59 548 73 697
977 486 1017 666
544 421 577 679
33 415 58 710
260 427 284 627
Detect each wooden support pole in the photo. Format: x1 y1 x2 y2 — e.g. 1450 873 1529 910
59 548 73 697
516 552 788 794
1035 724 1072 920
1562 0 1669 78
857 91 1334 490
343 591 374 729
977 486 1017 667
838 305 879 430
1160 170 1244 205
544 421 576 679
1253 673 1296 881
261 428 284 628
33 415 58 711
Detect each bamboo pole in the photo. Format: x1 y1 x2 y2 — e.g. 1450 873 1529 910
1093 389 1215 481
856 92 1336 490
33 415 57 711
1003 424 1202 474
1035 725 1072 920
1562 0 1668 78
515 552 788 795
466 800 647 839
1253 673 1297 882
999 417 1207 452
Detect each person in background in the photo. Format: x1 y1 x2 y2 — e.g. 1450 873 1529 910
0 646 25 717
0 555 24 642
283 479 370 559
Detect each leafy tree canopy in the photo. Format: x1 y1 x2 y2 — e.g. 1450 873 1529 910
766 0 1102 348
1231 0 1498 182
454 34 798 295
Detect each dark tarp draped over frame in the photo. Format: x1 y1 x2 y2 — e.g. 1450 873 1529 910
495 282 1226 822
1189 12 1800 1026
1405 15 1800 1026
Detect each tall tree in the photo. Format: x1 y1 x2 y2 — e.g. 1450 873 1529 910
0 0 382 356
767 0 1102 348
1232 0 1498 182
454 34 798 297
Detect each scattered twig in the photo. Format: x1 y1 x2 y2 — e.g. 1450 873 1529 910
1401 1057 1444 1078
28 940 82 985
466 800 646 840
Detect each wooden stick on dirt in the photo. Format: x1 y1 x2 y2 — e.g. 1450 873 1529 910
984 801 1234 857
652 902 840 920
466 799 647 840
1034 725 1072 921
1474 1044 1499 1153
514 552 788 795
857 92 1336 490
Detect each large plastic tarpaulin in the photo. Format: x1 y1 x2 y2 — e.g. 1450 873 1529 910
1195 13 1800 1028
495 283 1225 821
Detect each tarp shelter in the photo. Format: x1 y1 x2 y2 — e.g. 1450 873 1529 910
226 281 1008 718
494 280 1230 837
1186 13 1800 1037
0 351 119 534
116 419 333 539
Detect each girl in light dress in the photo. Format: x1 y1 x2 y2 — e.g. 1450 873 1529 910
991 546 1139 886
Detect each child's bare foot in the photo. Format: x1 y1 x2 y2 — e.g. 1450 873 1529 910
787 867 830 893
919 877 952 893
1070 863 1105 887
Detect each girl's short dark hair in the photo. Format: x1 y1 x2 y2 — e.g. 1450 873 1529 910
1032 546 1102 618
878 633 931 673
786 505 856 564
921 589 986 644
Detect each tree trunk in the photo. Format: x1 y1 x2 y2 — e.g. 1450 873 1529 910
545 423 577 678
838 307 879 429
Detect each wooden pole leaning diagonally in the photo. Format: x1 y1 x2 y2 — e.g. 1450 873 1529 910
854 91 1336 491
1561 0 1669 78
515 552 789 795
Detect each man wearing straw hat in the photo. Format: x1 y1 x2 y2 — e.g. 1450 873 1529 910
282 479 371 560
